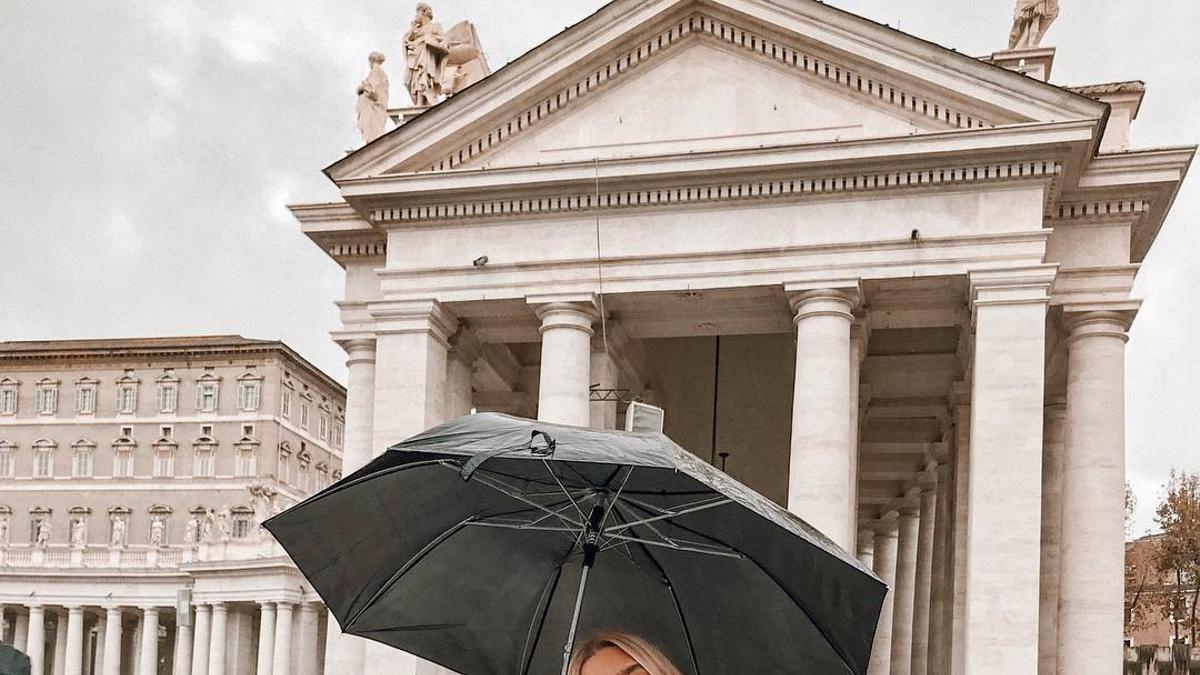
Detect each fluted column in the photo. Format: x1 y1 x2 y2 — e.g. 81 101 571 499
271 603 294 675
138 607 159 675
786 282 860 549
296 603 320 675
173 609 192 675
857 529 876 569
256 603 276 675
208 604 227 675
928 460 953 674
1057 311 1132 675
532 299 597 426
189 605 210 675
890 507 920 675
910 479 937 675
28 606 46 675
1038 401 1066 675
101 607 122 675
962 268 1053 673
65 607 84 675
869 515 900 675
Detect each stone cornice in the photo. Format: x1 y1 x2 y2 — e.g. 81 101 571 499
969 265 1057 308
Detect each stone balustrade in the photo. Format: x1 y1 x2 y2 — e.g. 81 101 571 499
0 536 285 569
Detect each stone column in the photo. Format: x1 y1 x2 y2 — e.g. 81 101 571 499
948 384 970 675
589 344 619 430
1057 311 1132 675
890 506 920 675
15 610 29 652
94 615 106 675
65 607 84 675
28 606 46 675
208 604 227 675
101 607 122 675
786 282 860 549
869 515 899 675
927 460 952 675
1038 401 1066 675
138 607 158 675
857 528 876 569
271 603 294 675
83 619 95 675
54 611 68 675
444 330 479 420
173 610 192 675
531 298 597 426
297 603 320 675
256 603 275 675
326 339 376 675
962 268 1053 673
190 605 210 675
910 477 937 675
849 322 868 552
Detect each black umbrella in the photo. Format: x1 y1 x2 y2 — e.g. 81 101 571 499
265 413 885 674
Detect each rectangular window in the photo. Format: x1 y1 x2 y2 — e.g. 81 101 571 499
201 424 213 437
157 384 178 413
237 382 261 411
281 391 291 418
33 450 53 478
120 425 134 438
116 385 137 414
278 452 291 483
334 424 343 449
318 414 329 441
0 387 16 415
72 449 93 477
35 387 58 415
300 404 310 430
160 425 173 438
242 424 254 437
0 450 12 478
236 448 256 477
197 383 218 412
75 386 96 414
113 449 134 478
194 449 215 477
153 449 174 477
232 516 251 539
317 468 329 491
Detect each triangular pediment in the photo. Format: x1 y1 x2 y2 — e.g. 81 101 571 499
329 0 1106 182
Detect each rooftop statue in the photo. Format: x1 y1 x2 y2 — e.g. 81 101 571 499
1008 0 1059 49
356 51 390 143
403 3 490 106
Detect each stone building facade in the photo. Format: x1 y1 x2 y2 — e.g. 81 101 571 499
290 1 1193 674
0 336 345 675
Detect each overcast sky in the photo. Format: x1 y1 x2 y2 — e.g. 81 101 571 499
1 1 1196 531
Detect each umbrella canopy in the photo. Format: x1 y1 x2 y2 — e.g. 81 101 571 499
265 413 885 675
0 645 31 675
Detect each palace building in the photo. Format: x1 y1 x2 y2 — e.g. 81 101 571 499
0 336 345 675
292 1 1193 674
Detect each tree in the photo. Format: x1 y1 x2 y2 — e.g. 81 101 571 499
1126 483 1154 633
1153 471 1200 645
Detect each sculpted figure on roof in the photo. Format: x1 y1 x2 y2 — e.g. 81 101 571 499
1008 0 1059 49
402 3 491 107
356 51 390 143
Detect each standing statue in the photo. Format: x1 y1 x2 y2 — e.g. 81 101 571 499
0 515 9 548
70 516 88 548
184 517 199 547
201 508 215 542
1008 0 1060 49
35 519 51 548
110 515 127 547
404 3 449 106
149 517 165 547
216 506 232 541
357 51 390 143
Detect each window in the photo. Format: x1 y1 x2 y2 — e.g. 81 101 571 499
300 403 310 430
236 446 257 477
200 425 213 437
298 461 310 491
194 448 215 478
153 447 175 477
72 441 95 478
196 373 220 412
116 383 138 414
32 440 55 478
29 509 51 544
120 426 134 438
0 379 18 415
334 423 344 449
278 447 292 483
160 425 173 438
237 380 261 412
231 508 253 539
0 442 14 478
35 380 59 415
75 379 97 414
318 414 329 441
241 424 255 437
112 447 134 478
316 463 329 491
281 390 291 418
157 383 178 413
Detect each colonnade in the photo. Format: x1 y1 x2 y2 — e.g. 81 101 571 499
0 600 323 675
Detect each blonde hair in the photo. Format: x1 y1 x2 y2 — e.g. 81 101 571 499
566 632 683 675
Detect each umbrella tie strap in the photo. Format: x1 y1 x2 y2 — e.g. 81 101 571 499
459 430 557 480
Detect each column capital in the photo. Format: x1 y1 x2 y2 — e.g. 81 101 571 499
336 337 377 364
857 528 877 545
531 302 597 335
257 600 277 611
447 322 483 364
1063 310 1134 343
784 280 862 320
367 299 458 343
874 511 900 536
969 266 1056 308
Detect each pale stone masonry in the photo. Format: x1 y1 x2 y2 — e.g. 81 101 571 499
0 336 344 675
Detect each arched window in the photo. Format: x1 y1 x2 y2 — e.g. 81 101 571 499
32 439 56 478
71 439 96 478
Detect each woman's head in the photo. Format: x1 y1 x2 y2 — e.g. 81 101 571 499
567 632 683 675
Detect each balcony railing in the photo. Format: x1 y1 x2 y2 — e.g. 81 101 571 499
0 536 285 570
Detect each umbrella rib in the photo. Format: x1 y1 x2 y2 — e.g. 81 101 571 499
600 532 744 560
541 458 590 524
520 552 571 675
343 516 474 631
466 470 586 529
603 497 733 535
598 466 635 533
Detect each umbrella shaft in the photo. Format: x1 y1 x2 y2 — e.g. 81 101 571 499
560 561 593 675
